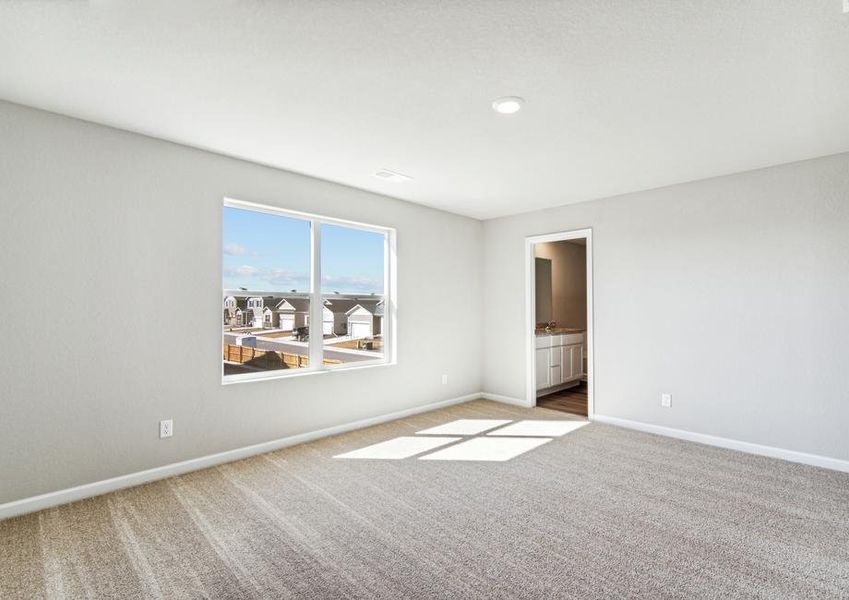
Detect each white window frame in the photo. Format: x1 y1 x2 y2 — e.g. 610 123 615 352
222 197 397 385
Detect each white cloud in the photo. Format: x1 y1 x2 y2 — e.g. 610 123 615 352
223 265 379 294
223 243 247 256
267 268 310 287
321 274 382 293
223 264 260 278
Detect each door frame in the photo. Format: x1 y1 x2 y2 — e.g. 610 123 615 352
525 228 594 417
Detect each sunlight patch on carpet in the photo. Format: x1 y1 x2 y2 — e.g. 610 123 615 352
418 437 552 462
334 436 459 460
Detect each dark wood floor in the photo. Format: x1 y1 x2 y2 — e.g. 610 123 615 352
537 381 588 417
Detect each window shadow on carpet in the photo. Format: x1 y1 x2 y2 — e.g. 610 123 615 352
333 419 588 461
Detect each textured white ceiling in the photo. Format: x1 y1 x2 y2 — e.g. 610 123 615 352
1 1 847 219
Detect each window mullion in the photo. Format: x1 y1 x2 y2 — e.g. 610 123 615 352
384 231 392 363
309 219 323 370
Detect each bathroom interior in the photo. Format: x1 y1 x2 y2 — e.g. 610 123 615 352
534 238 588 416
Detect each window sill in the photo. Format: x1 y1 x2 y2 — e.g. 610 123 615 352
221 360 396 386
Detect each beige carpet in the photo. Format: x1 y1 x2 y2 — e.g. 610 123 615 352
2 399 848 599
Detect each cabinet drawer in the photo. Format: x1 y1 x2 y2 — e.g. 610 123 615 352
535 335 552 349
563 333 584 345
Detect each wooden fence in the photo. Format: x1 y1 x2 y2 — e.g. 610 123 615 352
326 338 384 351
223 344 341 369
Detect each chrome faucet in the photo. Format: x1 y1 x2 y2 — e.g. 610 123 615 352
545 321 556 332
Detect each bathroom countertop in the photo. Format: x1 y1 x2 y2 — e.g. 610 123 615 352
534 327 585 336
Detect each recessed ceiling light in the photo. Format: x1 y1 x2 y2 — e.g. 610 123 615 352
492 96 524 115
373 169 412 183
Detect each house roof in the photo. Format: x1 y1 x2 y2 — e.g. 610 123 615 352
227 294 373 314
275 297 310 312
345 300 382 316
259 296 284 309
324 299 358 315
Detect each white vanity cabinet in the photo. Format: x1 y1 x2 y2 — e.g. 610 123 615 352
535 347 552 389
535 333 584 392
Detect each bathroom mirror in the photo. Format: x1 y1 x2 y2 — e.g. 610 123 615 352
535 257 552 323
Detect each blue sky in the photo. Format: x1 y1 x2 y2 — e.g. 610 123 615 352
223 206 384 294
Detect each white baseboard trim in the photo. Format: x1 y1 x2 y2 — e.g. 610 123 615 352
593 414 849 474
0 392 481 521
481 392 532 407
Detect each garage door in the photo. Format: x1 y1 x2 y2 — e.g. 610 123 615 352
279 315 294 331
350 322 370 338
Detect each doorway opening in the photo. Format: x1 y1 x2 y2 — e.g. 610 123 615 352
525 229 593 418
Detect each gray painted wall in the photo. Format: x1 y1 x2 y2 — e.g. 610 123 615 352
0 101 483 504
483 153 849 461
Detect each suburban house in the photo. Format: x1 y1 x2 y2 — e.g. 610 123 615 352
245 297 265 327
223 295 238 325
223 295 266 328
322 299 357 335
262 305 274 327
346 300 384 338
224 295 385 339
272 297 309 331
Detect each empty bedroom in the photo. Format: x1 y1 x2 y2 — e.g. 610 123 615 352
1 2 848 598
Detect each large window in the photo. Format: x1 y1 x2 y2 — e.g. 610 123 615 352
222 199 394 383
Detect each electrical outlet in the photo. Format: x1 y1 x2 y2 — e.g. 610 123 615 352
159 419 173 439
441 374 448 385
661 394 672 408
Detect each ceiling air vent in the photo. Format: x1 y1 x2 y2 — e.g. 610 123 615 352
373 169 412 183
